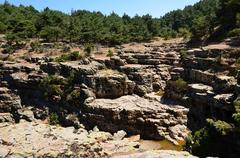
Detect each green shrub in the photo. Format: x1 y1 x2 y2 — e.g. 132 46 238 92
84 43 94 57
2 45 15 54
206 119 232 135
30 41 41 52
183 134 194 152
233 99 240 126
107 49 114 57
180 50 187 62
178 27 192 39
185 119 232 157
40 75 67 99
54 51 82 62
175 78 187 92
214 54 222 65
160 28 178 40
234 99 240 113
228 28 240 37
49 112 59 125
233 113 240 126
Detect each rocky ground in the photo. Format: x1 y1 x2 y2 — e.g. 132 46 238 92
1 37 239 157
0 120 196 158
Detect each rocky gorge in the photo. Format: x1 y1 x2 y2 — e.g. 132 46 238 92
1 38 240 157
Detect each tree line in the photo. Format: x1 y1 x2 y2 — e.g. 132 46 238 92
0 0 239 45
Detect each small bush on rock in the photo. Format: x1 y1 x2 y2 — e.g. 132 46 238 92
107 49 114 57
175 78 187 92
234 99 240 113
40 75 67 100
54 51 83 62
228 28 240 37
180 50 187 62
185 119 233 157
30 41 41 52
84 43 94 57
233 99 240 126
49 112 59 125
206 119 232 135
214 54 222 65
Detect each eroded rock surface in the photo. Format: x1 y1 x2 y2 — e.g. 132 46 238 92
83 95 189 144
0 121 195 158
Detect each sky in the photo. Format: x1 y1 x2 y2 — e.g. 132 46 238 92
0 0 200 18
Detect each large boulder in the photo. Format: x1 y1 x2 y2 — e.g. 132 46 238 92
86 69 135 98
83 95 189 144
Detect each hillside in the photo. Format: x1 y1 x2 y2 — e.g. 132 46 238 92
0 0 239 46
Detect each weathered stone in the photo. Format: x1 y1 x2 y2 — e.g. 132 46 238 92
0 121 195 158
0 87 22 113
113 130 127 140
112 150 197 158
0 113 14 123
86 70 134 98
214 75 237 93
17 108 35 122
188 69 214 85
83 95 189 143
213 94 235 111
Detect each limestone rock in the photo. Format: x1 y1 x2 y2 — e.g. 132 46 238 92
112 150 197 158
0 113 14 123
0 121 195 158
83 95 189 143
0 87 22 113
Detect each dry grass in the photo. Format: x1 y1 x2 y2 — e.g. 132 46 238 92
97 69 122 77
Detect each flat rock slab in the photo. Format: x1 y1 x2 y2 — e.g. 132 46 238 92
84 95 189 144
0 121 196 158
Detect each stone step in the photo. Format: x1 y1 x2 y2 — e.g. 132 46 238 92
184 57 235 72
188 83 214 94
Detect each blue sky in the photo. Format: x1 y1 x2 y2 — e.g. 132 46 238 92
0 0 200 17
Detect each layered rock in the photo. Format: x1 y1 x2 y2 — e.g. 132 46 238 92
0 86 22 113
164 46 240 130
83 95 189 144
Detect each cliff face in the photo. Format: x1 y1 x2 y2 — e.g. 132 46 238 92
164 46 239 130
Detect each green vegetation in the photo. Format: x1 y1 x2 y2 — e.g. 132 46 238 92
185 98 240 157
1 0 238 46
214 54 222 65
175 78 187 92
160 0 240 41
29 41 41 52
39 72 82 108
179 50 187 62
160 0 220 40
0 2 161 45
184 119 233 157
178 28 192 39
40 74 67 99
83 43 94 57
49 112 59 125
228 28 240 37
107 49 114 57
54 51 83 62
233 99 240 126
